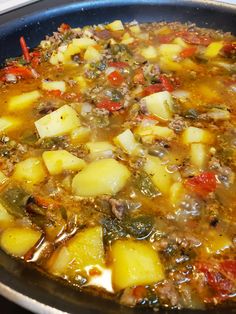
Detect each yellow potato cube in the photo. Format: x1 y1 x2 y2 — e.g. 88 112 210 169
72 158 130 197
204 41 223 58
8 90 41 111
190 143 208 169
172 37 188 48
169 182 185 207
42 150 86 175
144 155 172 194
42 80 66 92
35 105 81 138
141 46 158 60
70 126 91 143
182 127 214 145
121 33 134 45
107 20 124 31
13 157 47 185
0 227 41 257
74 37 97 49
135 125 175 142
142 91 174 120
50 226 104 275
111 239 165 291
129 25 141 34
84 46 102 62
157 44 182 59
159 56 182 72
74 76 88 92
86 141 115 154
50 51 65 65
0 203 13 228
0 117 21 133
114 129 141 155
204 230 232 254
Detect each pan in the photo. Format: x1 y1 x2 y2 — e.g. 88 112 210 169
0 1 235 313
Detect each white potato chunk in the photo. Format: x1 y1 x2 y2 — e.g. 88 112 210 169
8 90 41 111
190 143 208 169
35 105 80 138
113 129 140 155
84 46 102 62
141 46 158 59
42 150 86 175
42 80 66 93
142 91 174 120
72 158 130 197
0 117 21 133
86 142 115 154
107 20 124 31
157 44 182 59
182 127 214 145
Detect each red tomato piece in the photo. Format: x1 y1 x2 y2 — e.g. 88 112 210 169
108 61 129 68
159 75 174 92
180 46 197 58
185 172 217 197
96 98 122 112
157 33 176 43
132 286 147 299
178 31 212 46
30 51 41 66
223 42 236 55
143 83 163 96
46 89 62 98
3 66 33 78
58 23 71 32
107 70 124 86
220 260 236 279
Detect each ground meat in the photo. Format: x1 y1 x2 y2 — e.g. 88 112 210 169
169 115 188 133
155 280 181 308
94 29 111 40
209 157 235 187
109 198 126 219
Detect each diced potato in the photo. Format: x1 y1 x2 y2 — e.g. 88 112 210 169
169 182 185 207
84 46 102 62
111 239 165 291
181 58 198 71
141 46 158 60
159 56 182 72
50 51 65 65
0 227 41 257
8 90 41 111
135 125 175 142
204 230 232 254
50 226 104 275
13 157 47 185
113 129 140 155
72 158 130 197
0 203 13 228
35 105 80 138
86 141 115 154
157 44 182 59
42 150 86 175
129 25 141 34
0 171 8 185
74 76 88 92
0 117 21 132
121 33 134 45
182 127 214 145
144 155 172 194
70 126 91 143
42 80 66 93
204 41 223 58
173 37 188 48
107 20 124 31
142 91 174 120
190 143 208 169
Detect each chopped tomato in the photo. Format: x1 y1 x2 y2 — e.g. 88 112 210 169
178 31 212 46
30 51 41 66
132 286 147 299
58 23 71 32
143 83 163 96
220 260 236 278
45 89 62 98
97 98 122 112
107 70 124 86
89 267 102 276
196 262 234 296
108 61 129 68
137 114 159 121
180 46 197 58
185 171 217 197
20 36 31 63
223 42 236 55
157 33 175 43
159 75 174 92
133 68 145 85
3 66 33 78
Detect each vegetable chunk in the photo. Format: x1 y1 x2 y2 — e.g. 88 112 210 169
141 91 174 120
0 117 21 132
0 227 41 257
111 239 165 290
42 150 86 175
72 159 130 197
8 90 41 111
182 127 214 145
35 105 80 138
